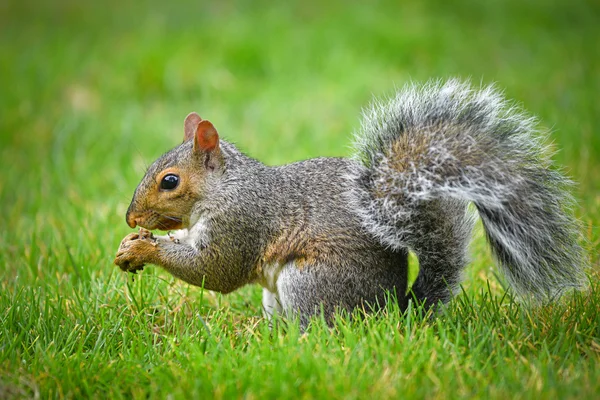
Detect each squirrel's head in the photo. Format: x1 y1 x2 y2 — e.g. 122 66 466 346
125 112 223 231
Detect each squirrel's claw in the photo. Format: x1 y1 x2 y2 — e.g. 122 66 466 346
114 229 156 273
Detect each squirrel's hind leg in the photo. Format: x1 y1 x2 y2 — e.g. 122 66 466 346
408 199 476 308
276 259 408 329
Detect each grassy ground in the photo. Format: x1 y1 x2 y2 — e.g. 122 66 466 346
1 0 599 398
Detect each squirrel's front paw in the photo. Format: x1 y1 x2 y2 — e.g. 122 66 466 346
114 230 158 273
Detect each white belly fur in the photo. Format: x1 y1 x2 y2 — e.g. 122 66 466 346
258 261 294 320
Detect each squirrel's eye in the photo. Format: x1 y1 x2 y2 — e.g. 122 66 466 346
160 174 179 191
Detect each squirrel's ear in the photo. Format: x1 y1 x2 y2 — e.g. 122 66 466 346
184 112 202 142
193 120 219 153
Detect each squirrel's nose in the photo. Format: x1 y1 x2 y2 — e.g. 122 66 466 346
126 210 138 228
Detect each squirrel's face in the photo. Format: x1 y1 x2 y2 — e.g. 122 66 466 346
125 113 223 231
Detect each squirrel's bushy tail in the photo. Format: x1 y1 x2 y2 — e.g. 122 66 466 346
351 79 588 302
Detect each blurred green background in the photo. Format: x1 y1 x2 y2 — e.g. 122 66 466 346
2 0 597 285
1 0 599 398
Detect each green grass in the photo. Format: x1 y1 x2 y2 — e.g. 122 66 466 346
1 0 599 398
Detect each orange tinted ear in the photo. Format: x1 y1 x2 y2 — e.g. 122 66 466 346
184 112 202 142
194 120 219 152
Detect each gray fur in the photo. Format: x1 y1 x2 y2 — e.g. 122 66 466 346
350 79 588 304
119 79 588 327
131 142 409 324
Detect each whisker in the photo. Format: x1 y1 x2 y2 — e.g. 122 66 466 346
157 220 168 230
161 215 183 222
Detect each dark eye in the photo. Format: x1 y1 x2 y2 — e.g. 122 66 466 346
160 174 179 190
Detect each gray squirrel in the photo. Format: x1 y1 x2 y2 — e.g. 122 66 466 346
114 79 588 326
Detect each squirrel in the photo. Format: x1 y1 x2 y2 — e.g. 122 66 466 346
114 79 588 327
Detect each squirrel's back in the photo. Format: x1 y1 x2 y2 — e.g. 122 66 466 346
243 156 409 272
